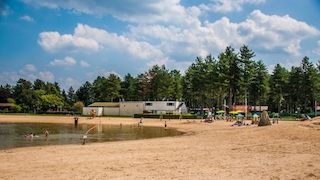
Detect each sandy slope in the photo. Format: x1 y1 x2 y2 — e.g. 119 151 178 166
0 115 319 180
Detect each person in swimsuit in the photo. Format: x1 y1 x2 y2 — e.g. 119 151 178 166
45 130 49 137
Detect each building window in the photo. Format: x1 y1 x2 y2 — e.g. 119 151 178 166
146 103 153 106
167 103 174 106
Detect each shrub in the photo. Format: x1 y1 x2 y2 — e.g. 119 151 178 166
10 105 22 113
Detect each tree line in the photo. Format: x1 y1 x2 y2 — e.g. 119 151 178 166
1 45 320 115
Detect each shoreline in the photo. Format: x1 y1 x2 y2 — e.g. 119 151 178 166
0 115 319 179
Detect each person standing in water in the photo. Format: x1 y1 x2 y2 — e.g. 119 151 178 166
45 130 49 137
164 121 167 129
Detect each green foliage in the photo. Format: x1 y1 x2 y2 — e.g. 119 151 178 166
10 104 22 112
7 98 15 104
72 101 84 113
76 81 94 106
40 94 64 107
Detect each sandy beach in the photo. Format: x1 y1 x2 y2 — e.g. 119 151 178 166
0 115 319 180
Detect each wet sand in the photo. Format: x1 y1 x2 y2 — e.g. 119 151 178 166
0 115 320 180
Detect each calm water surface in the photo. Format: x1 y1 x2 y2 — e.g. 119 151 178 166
0 123 184 149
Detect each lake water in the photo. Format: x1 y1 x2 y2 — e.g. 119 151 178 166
0 123 184 150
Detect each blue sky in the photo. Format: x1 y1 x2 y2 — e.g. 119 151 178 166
1 0 320 90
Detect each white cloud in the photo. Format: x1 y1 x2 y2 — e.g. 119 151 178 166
38 71 54 81
49 56 77 66
37 10 320 70
312 40 320 56
21 0 191 23
236 10 320 55
0 71 20 85
25 64 37 72
146 57 191 75
129 10 320 60
65 77 81 88
86 68 121 79
32 1 320 77
80 60 90 67
38 31 100 53
201 0 266 13
0 5 10 16
20 0 59 9
268 60 300 74
284 40 301 56
20 15 34 22
19 64 37 74
39 23 163 59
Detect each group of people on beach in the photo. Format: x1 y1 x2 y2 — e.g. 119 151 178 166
25 130 49 138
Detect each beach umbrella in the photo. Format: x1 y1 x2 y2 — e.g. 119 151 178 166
216 110 225 114
253 114 259 117
229 111 238 115
236 110 244 113
237 113 244 117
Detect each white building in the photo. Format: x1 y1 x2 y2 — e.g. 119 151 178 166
83 107 103 116
144 101 187 114
82 101 187 116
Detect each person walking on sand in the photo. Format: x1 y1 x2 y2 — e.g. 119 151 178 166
164 121 167 129
45 130 49 137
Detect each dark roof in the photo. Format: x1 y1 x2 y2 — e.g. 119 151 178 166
0 103 14 107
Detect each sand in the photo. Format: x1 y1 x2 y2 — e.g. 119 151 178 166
0 115 320 180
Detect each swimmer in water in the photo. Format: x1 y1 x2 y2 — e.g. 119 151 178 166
45 130 49 137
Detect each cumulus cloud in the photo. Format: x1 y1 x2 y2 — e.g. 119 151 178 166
1 65 55 84
268 60 300 74
145 57 191 75
19 64 37 74
312 40 320 56
86 68 121 80
202 0 266 13
80 60 90 67
236 10 320 55
128 10 319 60
0 71 20 85
21 0 203 25
49 56 77 66
20 15 34 22
32 1 320 76
38 31 100 53
37 10 320 70
38 71 54 81
39 23 163 59
18 64 38 80
64 77 82 89
21 65 56 82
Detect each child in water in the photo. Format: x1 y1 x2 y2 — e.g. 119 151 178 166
45 130 49 137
